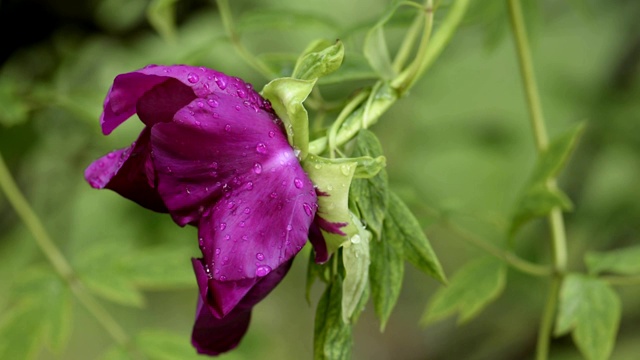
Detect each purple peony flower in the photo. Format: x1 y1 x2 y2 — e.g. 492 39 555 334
85 64 332 355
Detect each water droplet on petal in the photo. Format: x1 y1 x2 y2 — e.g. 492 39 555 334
253 162 262 174
268 131 275 138
294 178 303 189
255 265 272 277
187 73 200 83
270 192 278 199
244 207 251 214
303 203 313 216
286 224 293 231
215 76 227 90
235 105 241 111
314 163 322 169
256 253 264 261
237 89 247 98
224 124 231 132
245 181 254 190
215 248 221 255
256 143 267 154
340 164 351 176
350 234 361 244
198 237 204 246
219 222 227 230
207 99 219 108
220 275 227 281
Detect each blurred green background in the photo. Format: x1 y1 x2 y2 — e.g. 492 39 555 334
1 0 639 359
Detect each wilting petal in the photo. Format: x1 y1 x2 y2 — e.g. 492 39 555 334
84 128 167 212
191 259 293 355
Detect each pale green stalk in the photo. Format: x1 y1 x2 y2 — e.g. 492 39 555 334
506 1 569 359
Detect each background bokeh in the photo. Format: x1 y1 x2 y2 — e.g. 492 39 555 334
1 0 639 359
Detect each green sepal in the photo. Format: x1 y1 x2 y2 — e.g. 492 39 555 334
341 214 371 324
306 248 331 304
262 77 316 160
293 39 345 80
363 5 398 80
302 154 358 254
555 274 621 360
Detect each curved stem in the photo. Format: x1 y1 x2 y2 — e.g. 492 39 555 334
443 219 553 277
507 1 570 359
216 0 275 80
0 153 130 347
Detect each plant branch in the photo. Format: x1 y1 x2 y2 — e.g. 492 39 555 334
507 1 570 359
0 153 131 348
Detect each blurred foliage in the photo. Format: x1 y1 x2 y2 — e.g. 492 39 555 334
1 0 640 359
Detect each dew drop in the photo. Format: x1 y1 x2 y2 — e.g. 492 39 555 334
107 152 116 159
286 224 293 231
255 265 272 277
187 72 200 83
256 142 267 154
239 221 245 227
235 105 241 111
197 100 204 108
243 207 251 214
256 253 265 261
198 237 204 246
340 164 351 176
220 275 227 281
219 222 227 231
270 192 278 199
245 181 254 190
268 131 275 138
237 89 247 98
253 162 262 174
350 234 361 244
303 203 313 216
215 76 227 90
294 178 303 189
215 248 221 255
195 120 202 127
207 99 219 108
314 163 322 169
211 161 218 169
224 124 231 132
224 234 231 241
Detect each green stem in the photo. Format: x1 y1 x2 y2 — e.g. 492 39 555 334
216 0 275 80
602 274 640 286
443 219 553 277
507 1 570 359
308 0 470 155
536 276 561 360
0 154 130 347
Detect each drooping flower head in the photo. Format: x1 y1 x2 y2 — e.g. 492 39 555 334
85 64 330 355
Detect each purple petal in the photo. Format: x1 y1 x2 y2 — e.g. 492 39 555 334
84 128 167 212
308 221 329 264
191 259 293 355
191 297 251 356
192 161 316 315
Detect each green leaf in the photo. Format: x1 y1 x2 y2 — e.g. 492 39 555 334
370 210 404 331
293 40 345 80
303 154 358 253
101 346 134 360
509 123 585 236
387 192 446 283
75 243 145 307
0 300 45 360
0 268 73 358
147 0 178 43
555 274 621 360
0 76 30 127
262 77 315 160
314 276 353 360
421 257 506 325
509 184 573 236
341 214 371 324
585 245 640 276
363 9 397 81
349 129 389 238
136 329 203 360
531 123 586 184
124 244 196 289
